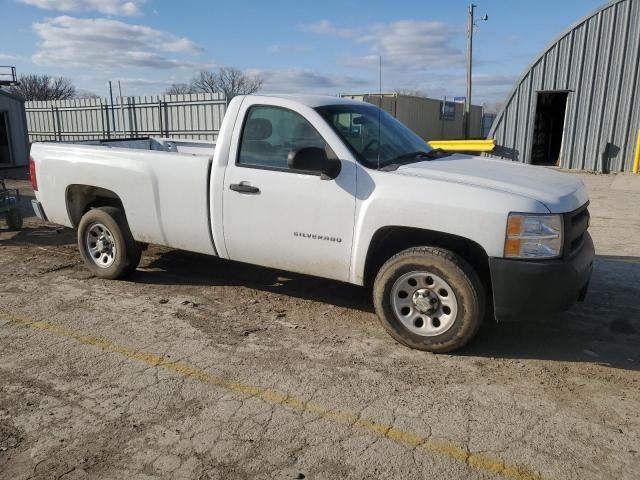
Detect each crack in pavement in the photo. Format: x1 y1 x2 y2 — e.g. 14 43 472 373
0 308 543 480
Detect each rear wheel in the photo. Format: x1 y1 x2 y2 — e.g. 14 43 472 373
373 247 485 353
6 208 23 230
77 206 141 279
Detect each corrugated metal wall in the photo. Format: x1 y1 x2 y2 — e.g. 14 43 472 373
342 94 484 141
25 92 226 143
0 90 29 168
488 0 640 171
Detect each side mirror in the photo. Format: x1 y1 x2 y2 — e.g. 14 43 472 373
287 147 341 180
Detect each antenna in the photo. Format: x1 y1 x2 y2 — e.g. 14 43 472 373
379 56 382 98
377 55 382 169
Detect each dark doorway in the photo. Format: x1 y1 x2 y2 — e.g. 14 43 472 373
530 92 568 166
0 112 11 164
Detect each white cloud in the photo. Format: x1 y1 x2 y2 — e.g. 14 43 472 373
114 77 177 95
304 20 464 70
0 53 18 60
18 0 144 16
406 72 518 104
247 68 369 94
468 74 519 105
472 73 519 87
300 20 356 39
117 77 177 88
267 44 313 54
32 16 207 70
74 74 188 96
302 20 516 102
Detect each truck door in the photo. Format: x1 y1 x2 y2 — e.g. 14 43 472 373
222 102 356 282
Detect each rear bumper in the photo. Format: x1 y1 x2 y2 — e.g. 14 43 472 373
31 199 48 221
489 233 594 321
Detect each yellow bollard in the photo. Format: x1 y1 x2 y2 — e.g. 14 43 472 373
634 128 640 174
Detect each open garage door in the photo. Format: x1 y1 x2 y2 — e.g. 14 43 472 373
530 92 569 166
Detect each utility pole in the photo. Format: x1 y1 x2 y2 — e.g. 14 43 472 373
464 4 488 139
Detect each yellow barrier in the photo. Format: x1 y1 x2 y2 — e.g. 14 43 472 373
429 139 496 152
634 129 640 174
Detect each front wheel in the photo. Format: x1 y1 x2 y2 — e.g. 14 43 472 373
373 247 485 353
77 206 142 279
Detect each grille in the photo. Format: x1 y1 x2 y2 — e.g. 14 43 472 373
564 203 590 258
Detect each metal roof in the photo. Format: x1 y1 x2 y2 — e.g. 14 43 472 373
488 0 640 172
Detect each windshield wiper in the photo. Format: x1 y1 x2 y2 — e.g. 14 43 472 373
380 148 449 171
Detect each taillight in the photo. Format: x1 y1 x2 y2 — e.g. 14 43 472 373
29 156 38 191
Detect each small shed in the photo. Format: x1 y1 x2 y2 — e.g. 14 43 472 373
0 89 30 168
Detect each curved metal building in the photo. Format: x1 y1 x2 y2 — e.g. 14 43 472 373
488 0 640 172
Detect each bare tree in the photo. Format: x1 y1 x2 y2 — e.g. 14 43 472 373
163 82 196 95
6 74 76 101
191 67 263 101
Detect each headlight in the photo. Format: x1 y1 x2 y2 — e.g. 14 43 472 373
505 213 563 259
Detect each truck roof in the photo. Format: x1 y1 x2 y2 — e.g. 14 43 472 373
240 94 365 109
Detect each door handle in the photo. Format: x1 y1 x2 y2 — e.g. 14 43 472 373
229 182 260 194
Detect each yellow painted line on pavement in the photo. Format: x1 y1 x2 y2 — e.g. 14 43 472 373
0 309 542 480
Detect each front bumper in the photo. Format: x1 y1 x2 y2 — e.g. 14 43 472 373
489 233 594 321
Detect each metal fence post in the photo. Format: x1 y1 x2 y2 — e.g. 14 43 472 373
50 105 57 142
55 107 63 142
100 100 106 138
163 100 170 137
158 100 164 137
128 97 137 136
103 103 111 139
120 96 126 137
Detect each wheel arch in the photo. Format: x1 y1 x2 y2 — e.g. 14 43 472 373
66 184 124 227
363 226 492 293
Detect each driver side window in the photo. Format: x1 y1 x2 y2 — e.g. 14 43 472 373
238 106 329 170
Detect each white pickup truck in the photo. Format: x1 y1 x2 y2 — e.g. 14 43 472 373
29 95 594 352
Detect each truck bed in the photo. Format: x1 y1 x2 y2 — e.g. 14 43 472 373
30 139 218 256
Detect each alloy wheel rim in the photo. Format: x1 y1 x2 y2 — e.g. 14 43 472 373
390 271 458 336
85 223 117 268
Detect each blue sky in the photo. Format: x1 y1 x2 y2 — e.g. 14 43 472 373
0 0 605 106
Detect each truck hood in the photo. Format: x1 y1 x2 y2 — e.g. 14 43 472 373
395 154 588 212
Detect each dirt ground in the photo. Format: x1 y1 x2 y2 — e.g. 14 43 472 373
0 171 639 480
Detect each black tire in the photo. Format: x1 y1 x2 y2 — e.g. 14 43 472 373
77 206 142 279
373 247 485 353
6 208 23 230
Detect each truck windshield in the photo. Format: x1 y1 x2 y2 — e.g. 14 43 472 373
315 104 437 169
